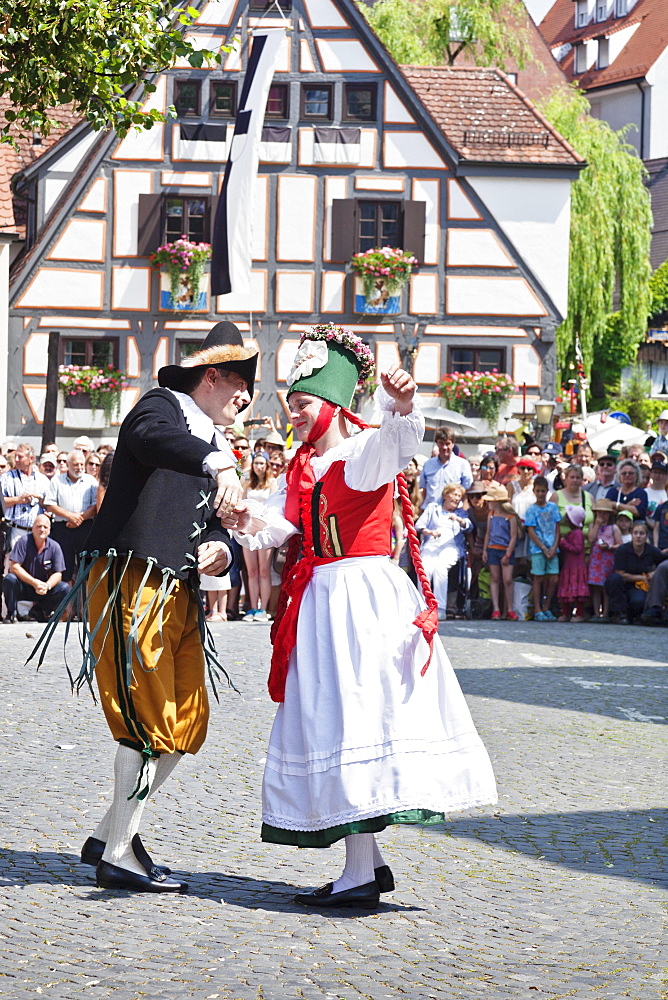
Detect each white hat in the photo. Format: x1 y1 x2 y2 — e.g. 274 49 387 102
658 410 668 421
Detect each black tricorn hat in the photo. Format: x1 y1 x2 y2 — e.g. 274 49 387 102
158 321 257 410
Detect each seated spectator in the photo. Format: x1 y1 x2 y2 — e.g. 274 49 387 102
645 458 668 524
494 436 520 486
416 482 472 620
585 453 618 502
649 409 668 456
44 450 97 583
605 459 648 521
482 481 519 620
557 506 589 622
2 514 70 623
39 454 57 480
639 547 668 626
419 429 472 506
605 521 666 624
588 499 622 621
525 476 561 622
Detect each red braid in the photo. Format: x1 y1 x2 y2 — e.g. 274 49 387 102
341 408 439 675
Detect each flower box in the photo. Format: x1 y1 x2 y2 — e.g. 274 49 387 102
354 277 401 315
350 246 417 315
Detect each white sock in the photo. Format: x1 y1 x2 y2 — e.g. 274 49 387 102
332 833 375 893
372 836 385 869
101 746 157 876
92 751 183 843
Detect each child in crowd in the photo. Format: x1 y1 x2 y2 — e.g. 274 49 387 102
524 476 561 622
202 566 231 622
616 509 634 544
416 482 472 620
558 505 590 622
587 498 622 621
481 482 518 621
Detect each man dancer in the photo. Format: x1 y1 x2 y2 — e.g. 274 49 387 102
35 322 257 893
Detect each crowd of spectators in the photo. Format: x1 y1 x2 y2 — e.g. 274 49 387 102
408 425 668 626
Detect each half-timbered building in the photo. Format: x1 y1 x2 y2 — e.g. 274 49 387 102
4 0 583 442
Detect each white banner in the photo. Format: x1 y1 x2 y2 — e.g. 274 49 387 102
211 27 287 296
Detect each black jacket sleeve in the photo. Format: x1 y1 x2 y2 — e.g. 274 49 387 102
122 390 221 477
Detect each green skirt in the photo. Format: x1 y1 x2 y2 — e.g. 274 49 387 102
261 809 445 848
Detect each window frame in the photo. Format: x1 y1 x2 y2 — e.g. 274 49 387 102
574 42 588 74
447 346 507 376
59 337 120 369
265 83 290 119
163 195 210 244
597 36 610 68
342 82 377 122
176 340 203 364
595 0 608 21
174 79 202 118
300 83 333 121
209 81 237 118
357 198 403 254
248 0 291 9
615 0 627 15
576 0 590 27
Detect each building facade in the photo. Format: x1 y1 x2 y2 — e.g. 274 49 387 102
5 0 582 443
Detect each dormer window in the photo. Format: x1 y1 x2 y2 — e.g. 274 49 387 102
615 0 627 15
596 0 608 20
576 0 590 28
597 37 610 68
574 41 589 73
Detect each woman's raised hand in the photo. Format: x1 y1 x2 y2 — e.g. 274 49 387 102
380 367 416 415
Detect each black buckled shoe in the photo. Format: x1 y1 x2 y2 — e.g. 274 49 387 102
294 880 380 909
80 835 171 875
375 865 395 893
95 860 188 894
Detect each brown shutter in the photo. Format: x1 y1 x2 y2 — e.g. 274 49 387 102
208 195 218 243
137 193 163 257
330 199 356 262
402 200 426 263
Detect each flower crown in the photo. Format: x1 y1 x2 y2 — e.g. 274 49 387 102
301 324 375 388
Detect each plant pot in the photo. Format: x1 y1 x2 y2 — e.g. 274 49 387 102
62 392 113 428
354 277 401 315
64 392 92 409
160 274 207 312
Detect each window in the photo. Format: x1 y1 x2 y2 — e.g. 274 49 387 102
596 0 608 20
249 0 291 9
330 198 426 262
615 0 627 15
597 37 610 68
177 341 203 364
265 83 289 118
576 0 589 27
61 338 118 368
210 82 236 118
343 84 377 121
174 80 201 117
449 348 505 374
574 42 588 73
164 197 208 243
358 200 401 252
301 84 333 120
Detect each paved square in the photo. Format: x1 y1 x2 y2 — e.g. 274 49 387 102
0 620 665 999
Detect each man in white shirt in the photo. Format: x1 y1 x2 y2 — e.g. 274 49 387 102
1 443 51 548
419 429 472 506
44 450 97 582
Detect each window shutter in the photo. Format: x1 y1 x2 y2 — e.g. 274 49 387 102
402 200 426 263
208 195 218 244
330 199 356 262
137 194 163 257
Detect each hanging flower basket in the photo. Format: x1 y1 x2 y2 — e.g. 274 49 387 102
59 365 126 426
150 236 211 311
438 370 516 429
350 246 417 314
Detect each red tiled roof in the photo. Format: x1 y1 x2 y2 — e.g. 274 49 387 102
539 0 668 89
400 65 582 167
0 100 82 235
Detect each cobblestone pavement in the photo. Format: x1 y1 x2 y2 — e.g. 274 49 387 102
0 619 666 1000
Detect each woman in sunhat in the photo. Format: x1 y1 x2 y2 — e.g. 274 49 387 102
228 324 497 910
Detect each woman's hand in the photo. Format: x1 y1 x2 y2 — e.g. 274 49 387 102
197 541 230 576
380 367 416 416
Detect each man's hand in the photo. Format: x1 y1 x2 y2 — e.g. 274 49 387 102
380 367 416 416
33 581 48 596
197 541 231 576
218 502 253 532
65 513 83 529
213 467 243 517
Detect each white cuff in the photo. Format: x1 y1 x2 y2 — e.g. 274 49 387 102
203 450 236 477
373 382 421 416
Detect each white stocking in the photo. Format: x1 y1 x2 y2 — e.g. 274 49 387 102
372 836 385 869
331 833 375 893
92 751 183 843
101 746 157 875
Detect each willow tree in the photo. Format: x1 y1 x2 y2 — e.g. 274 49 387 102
541 87 653 394
361 0 532 69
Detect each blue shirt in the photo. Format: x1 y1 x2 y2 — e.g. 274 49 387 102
419 454 472 505
9 534 66 581
46 472 98 520
605 486 648 522
1 468 51 528
524 501 562 555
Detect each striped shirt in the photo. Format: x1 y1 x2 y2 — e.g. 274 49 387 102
1 468 51 528
46 472 98 521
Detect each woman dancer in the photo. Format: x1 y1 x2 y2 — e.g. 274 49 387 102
227 325 497 909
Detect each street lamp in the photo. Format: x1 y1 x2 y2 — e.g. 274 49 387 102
533 399 556 439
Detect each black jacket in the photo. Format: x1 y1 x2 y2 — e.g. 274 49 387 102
87 389 232 578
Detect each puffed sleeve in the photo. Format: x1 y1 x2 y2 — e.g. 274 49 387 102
232 478 299 550
344 385 425 493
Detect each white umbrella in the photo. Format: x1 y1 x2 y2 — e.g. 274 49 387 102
587 420 647 453
420 404 477 431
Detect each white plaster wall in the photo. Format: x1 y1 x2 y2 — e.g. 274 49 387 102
646 46 668 160
43 177 69 215
0 243 9 437
447 229 514 268
321 271 345 312
468 176 571 319
383 83 415 124
315 39 379 72
412 179 439 264
608 21 641 63
48 131 98 174
383 132 445 170
17 268 103 310
589 86 643 155
409 274 439 314
79 178 107 213
277 176 317 261
275 271 315 311
412 343 441 385
49 219 105 261
111 267 150 310
113 170 153 257
303 0 348 28
447 276 546 316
